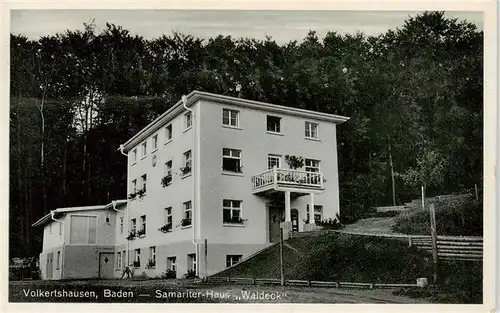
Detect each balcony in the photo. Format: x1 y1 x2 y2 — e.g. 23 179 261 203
251 168 324 195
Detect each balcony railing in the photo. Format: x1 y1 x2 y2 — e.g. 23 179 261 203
251 168 323 190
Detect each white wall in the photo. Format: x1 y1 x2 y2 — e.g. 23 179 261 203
125 105 195 254
42 218 65 252
197 99 341 245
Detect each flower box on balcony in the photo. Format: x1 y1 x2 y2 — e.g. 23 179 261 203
180 165 191 175
126 231 136 241
128 192 137 200
161 174 172 187
180 218 192 227
136 187 146 198
137 229 146 237
159 224 172 233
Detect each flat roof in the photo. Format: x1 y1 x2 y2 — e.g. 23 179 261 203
31 200 127 227
121 91 350 153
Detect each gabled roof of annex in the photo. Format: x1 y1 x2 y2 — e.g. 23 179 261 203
120 91 350 153
31 200 127 227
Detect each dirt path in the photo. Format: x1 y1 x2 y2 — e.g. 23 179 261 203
342 217 399 234
9 279 430 303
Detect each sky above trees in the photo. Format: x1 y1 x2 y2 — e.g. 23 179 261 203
11 10 482 44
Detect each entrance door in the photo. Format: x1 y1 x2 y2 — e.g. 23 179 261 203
268 206 284 243
99 252 115 279
291 209 299 232
46 252 53 279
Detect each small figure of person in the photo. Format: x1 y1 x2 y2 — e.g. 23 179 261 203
120 265 133 279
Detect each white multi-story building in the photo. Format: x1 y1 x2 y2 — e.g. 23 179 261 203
34 91 349 280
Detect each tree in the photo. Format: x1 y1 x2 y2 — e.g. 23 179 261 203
399 148 448 193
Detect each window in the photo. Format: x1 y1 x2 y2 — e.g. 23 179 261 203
69 215 97 244
182 150 192 175
134 249 141 267
152 134 158 151
307 205 323 223
267 115 281 133
226 255 242 268
167 256 177 272
132 179 137 193
56 251 61 269
105 212 111 224
314 205 323 223
223 199 242 224
130 218 137 234
120 217 124 234
116 251 122 269
132 149 137 163
185 112 192 129
305 159 320 172
183 201 192 226
165 160 172 176
58 222 62 236
141 141 147 157
222 108 239 127
268 155 281 169
122 250 126 269
165 124 172 142
139 215 146 236
141 174 147 193
222 148 242 173
149 246 156 267
187 253 197 272
305 122 319 139
164 207 173 231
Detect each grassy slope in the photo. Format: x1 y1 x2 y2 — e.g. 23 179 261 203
215 233 433 283
214 233 482 303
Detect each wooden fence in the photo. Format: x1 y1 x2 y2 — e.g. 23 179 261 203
409 235 483 262
305 230 483 262
206 276 422 289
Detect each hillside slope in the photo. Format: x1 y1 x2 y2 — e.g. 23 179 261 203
213 233 432 283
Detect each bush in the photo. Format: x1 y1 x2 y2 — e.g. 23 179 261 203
161 269 177 279
392 195 482 236
185 269 197 278
316 214 343 230
290 234 433 283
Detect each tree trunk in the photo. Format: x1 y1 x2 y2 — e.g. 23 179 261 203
62 135 68 202
388 141 396 206
16 94 27 256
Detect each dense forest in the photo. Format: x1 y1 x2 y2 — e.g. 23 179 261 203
10 11 483 258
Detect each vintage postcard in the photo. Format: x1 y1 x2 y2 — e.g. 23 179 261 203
1 1 497 313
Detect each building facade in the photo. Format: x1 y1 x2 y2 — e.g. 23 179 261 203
33 201 127 280
34 91 349 280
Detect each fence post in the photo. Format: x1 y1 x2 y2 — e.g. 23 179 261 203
279 227 284 286
408 237 412 247
204 238 208 279
429 203 439 285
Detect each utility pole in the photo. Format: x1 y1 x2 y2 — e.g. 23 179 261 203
279 227 284 286
388 141 396 206
429 203 439 285
204 238 208 279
